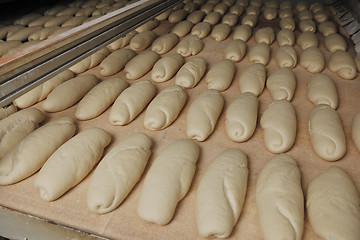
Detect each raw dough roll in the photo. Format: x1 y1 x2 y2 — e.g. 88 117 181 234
241 14 258 28
307 73 338 109
187 10 205 24
256 153 304 240
297 31 318 50
0 104 17 121
69 47 110 74
44 15 72 27
238 63 266 96
0 108 44 159
203 12 221 25
352 112 360 152
136 19 159 32
99 49 136 76
109 80 156 126
279 17 295 31
299 47 325 73
233 24 252 42
6 26 43 41
186 89 224 141
275 45 297 68
156 8 172 20
299 19 316 33
14 70 74 109
225 92 258 142
168 9 188 23
354 56 360 72
175 57 207 88
246 6 260 16
56 7 80 16
107 31 137 51
87 133 152 214
0 40 22 57
324 33 347 53
151 53 184 83
0 25 24 40
263 7 277 20
266 68 296 101
34 127 111 201
313 9 329 23
229 4 244 15
276 29 295 46
279 1 292 10
254 27 275 45
279 8 293 19
124 50 160 80
176 35 204 57
248 42 270 65
42 74 99 112
137 139 199 225
260 100 297 153
0 117 76 185
61 16 87 27
196 148 248 238
224 39 247 62
151 33 179 54
318 21 337 37
28 26 59 41
328 50 357 80
129 30 158 52
14 13 42 26
308 104 346 161
307 166 360 240
183 2 200 12
171 20 194 37
221 13 239 27
200 3 215 14
214 2 228 15
191 22 212 39
144 85 187 130
295 2 308 12
210 23 231 41
298 9 313 20
310 2 324 13
206 59 235 91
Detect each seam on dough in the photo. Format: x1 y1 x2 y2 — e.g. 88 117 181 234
275 203 297 239
222 176 237 222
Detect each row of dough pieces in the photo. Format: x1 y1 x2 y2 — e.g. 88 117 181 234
0 108 359 240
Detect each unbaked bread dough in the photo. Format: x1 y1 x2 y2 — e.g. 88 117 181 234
56 7 80 16
246 6 260 16
137 139 199 225
308 104 346 161
129 30 158 52
109 80 156 126
69 47 110 74
279 1 292 10
307 73 338 109
186 10 205 24
279 9 293 19
355 56 360 73
265 0 278 9
151 33 179 54
87 132 152 214
221 13 238 27
0 25 24 40
175 57 207 88
313 9 329 23
168 9 188 23
328 50 357 80
99 48 136 76
171 20 194 37
214 2 228 15
14 13 42 26
191 22 212 39
6 26 43 41
156 8 172 20
151 53 184 82
299 19 316 33
28 26 59 41
210 23 231 41
241 14 258 28
233 24 252 42
298 9 313 20
276 29 295 46
275 45 297 69
0 40 22 57
279 17 295 31
61 16 87 27
196 148 248 238
107 31 137 51
295 2 308 12
203 11 221 25
176 34 204 57
34 127 111 201
200 3 214 14
310 2 324 13
318 21 337 37
255 27 275 45
136 19 159 32
224 39 247 62
124 50 160 80
297 31 318 50
0 104 17 121
186 89 224 141
263 7 277 20
44 15 72 27
144 85 187 130
256 153 304 240
238 63 266 96
206 59 235 91
324 33 347 53
266 68 296 101
225 92 258 142
183 2 200 12
299 47 325 73
352 112 360 152
248 42 270 65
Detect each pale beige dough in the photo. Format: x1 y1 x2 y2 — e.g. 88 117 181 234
168 9 188 23
306 166 360 240
263 7 277 20
137 139 199 225
233 24 252 42
297 31 318 50
206 59 235 91
314 9 329 23
355 56 360 72
44 15 73 27
171 20 194 37
241 14 257 28
100 48 136 76
0 40 22 57
44 5 67 16
264 0 278 9
249 0 261 8
191 22 212 39
107 31 137 51
256 153 304 240
75 7 95 17
28 27 59 41
124 50 160 80
129 30 158 52
245 6 260 16
328 50 357 80
151 33 179 54
254 27 275 45
225 92 258 142
6 26 43 41
352 112 360 152
200 3 214 14
248 42 270 65
183 2 200 12
318 21 337 37
298 9 313 20
151 53 184 83
3 41 40 57
61 16 87 27
87 133 152 214
135 19 159 32
156 9 172 20
196 148 248 238
47 26 73 38
279 1 292 10
69 47 110 74
56 7 80 16
238 63 266 96
28 15 56 27
307 73 338 109
267 68 296 101
275 45 297 68
278 9 293 19
276 29 295 46
299 19 316 33
175 57 207 88
324 33 347 53
295 1 308 12
186 10 205 24
0 104 17 121
224 39 246 62
308 104 346 161
203 11 221 25
0 25 24 40
279 17 295 31
34 127 111 201
221 13 238 27
14 13 42 26
176 35 204 57
214 2 228 15
109 80 156 126
299 47 325 73
210 23 231 41
310 2 323 13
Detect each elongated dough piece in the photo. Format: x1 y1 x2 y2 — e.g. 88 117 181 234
238 63 266 96
260 100 297 153
298 9 313 20
186 89 224 141
107 31 137 51
276 29 295 46
61 16 87 27
214 2 228 15
328 50 357 80
299 19 316 33
275 45 297 69
248 42 270 65
256 153 304 240
6 26 43 41
279 17 295 31
34 127 111 201
225 92 258 142
210 23 231 41
307 166 360 240
87 133 152 214
0 105 17 121
43 15 72 27
297 31 318 50
255 27 275 45
221 12 239 27
352 112 360 152
197 148 248 238
241 14 258 28
175 57 207 88
187 10 205 24
151 33 179 54
263 7 277 20
324 33 346 53
191 22 212 39
109 80 156 125
28 26 59 41
200 3 215 14
307 73 338 109
129 30 158 52
233 24 252 42
124 50 160 80
14 13 42 26
144 85 187 130
0 117 76 185
308 104 346 161
42 74 99 112
69 47 110 74
300 47 325 73
267 68 296 101
137 139 199 225
168 9 188 23
151 53 184 83
0 108 44 159
203 12 221 25
0 25 24 40
171 20 194 37
206 59 235 91
0 40 22 57
176 35 204 57
229 4 244 15
136 19 159 32
318 21 337 37
224 39 247 62
99 49 136 76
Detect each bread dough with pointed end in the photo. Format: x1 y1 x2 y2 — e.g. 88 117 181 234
238 63 266 96
241 14 258 28
151 33 179 54
109 80 156 126
0 108 44 159
175 57 207 88
307 166 360 240
197 148 248 238
124 50 160 80
263 7 277 20
61 16 87 27
297 31 318 50
28 26 59 41
233 24 252 42
307 73 338 109
171 20 194 37
308 104 346 161
129 30 158 52
34 127 111 201
248 42 270 65
206 59 235 91
186 90 224 141
352 112 360 152
203 12 221 25
300 47 325 73
267 68 296 101
176 35 204 57
225 92 258 142
191 22 212 39
137 139 199 225
276 29 295 46
14 13 42 26
151 53 184 83
299 19 316 33
187 10 205 24
318 21 337 37
224 39 246 62
43 15 72 27
0 40 22 57
0 25 24 40
14 70 74 109
256 153 304 240
279 17 295 31
56 7 80 16
260 100 297 153
6 26 43 41
255 27 275 45
144 85 187 130
168 9 188 23
69 47 110 74
42 74 99 112
107 31 137 51
155 8 172 20
87 133 152 214
328 50 357 80
210 23 231 41
275 45 297 69
0 105 17 121
221 13 238 27
136 19 159 32
100 49 136 76
0 117 76 185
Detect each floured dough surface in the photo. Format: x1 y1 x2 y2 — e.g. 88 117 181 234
151 53 184 83
307 73 338 109
203 12 221 25
238 63 266 96
0 104 17 121
175 57 207 88
191 22 212 39
324 33 347 53
279 17 295 31
107 31 137 51
266 68 296 101
171 20 194 37
206 59 236 91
